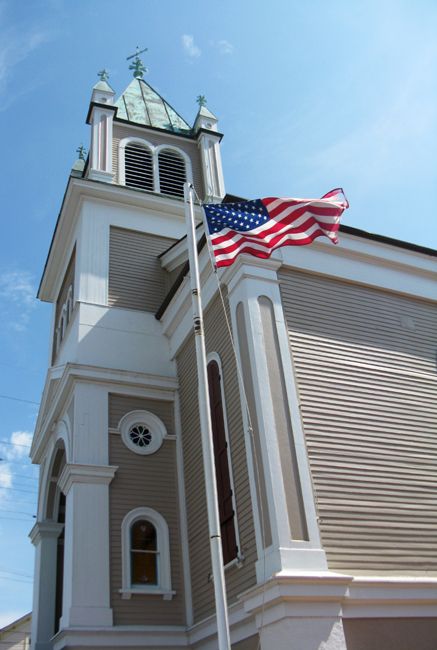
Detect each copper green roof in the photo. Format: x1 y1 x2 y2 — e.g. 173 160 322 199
114 78 192 135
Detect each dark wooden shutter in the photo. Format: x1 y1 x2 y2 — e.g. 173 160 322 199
207 360 237 565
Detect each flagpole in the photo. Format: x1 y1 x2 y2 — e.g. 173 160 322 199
184 182 231 650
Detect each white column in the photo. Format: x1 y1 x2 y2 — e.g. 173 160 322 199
58 464 117 628
223 255 327 581
30 522 64 650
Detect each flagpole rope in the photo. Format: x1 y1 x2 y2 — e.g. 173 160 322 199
190 186 266 649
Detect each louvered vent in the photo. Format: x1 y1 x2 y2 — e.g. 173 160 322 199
158 149 186 198
125 144 154 191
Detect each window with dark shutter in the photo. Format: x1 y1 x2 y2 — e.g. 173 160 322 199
207 359 237 565
158 149 186 198
125 143 154 191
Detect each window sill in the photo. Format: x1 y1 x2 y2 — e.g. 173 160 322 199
225 554 245 571
119 588 176 601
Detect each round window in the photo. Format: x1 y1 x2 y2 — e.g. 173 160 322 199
129 424 152 448
119 410 167 455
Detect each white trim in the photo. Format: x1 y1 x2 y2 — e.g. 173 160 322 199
117 137 194 196
120 507 174 600
118 137 155 186
58 463 118 495
206 351 244 568
118 409 167 455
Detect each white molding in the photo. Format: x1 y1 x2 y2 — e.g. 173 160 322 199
29 522 64 546
120 507 174 600
58 463 118 495
31 362 179 463
88 169 115 183
206 351 244 568
117 136 194 195
52 626 189 650
118 137 155 186
118 409 167 455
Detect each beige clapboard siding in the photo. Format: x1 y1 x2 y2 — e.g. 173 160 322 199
108 394 184 625
52 247 76 363
112 123 205 200
278 267 437 574
177 291 257 624
108 227 175 312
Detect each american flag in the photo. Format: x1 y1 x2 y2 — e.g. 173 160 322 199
203 189 349 268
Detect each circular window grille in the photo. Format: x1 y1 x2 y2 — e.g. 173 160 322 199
119 410 167 456
129 425 152 448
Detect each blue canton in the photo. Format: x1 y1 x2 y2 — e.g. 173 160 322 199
203 200 270 235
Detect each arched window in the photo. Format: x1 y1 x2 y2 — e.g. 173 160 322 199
158 148 186 198
124 143 154 191
207 354 241 567
120 507 175 600
131 520 157 586
66 286 73 324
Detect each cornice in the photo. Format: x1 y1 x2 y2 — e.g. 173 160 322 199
29 521 64 546
31 361 179 464
38 178 196 303
58 463 118 495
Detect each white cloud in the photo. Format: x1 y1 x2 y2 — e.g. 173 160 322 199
0 270 36 331
182 34 201 59
0 431 33 508
217 40 233 55
0 13 50 110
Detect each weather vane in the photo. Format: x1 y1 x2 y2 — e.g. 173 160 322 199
196 95 207 107
127 46 148 78
97 69 109 82
76 144 87 161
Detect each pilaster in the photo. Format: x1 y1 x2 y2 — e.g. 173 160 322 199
58 463 117 628
29 522 64 650
86 80 116 183
223 254 327 581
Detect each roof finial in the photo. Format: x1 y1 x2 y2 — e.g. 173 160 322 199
197 94 207 107
97 69 109 82
127 46 148 78
76 144 87 161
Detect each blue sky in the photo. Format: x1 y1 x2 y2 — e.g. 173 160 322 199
0 0 436 627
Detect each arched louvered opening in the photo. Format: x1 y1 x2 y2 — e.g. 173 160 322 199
125 143 154 191
158 149 186 198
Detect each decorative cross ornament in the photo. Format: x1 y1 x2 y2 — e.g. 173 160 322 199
97 69 109 82
127 46 148 78
76 144 87 160
196 94 207 107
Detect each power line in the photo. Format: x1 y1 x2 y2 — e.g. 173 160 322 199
0 473 38 481
0 509 36 517
0 395 40 406
0 575 32 584
0 440 31 449
0 361 44 375
0 486 38 495
0 459 35 467
0 497 37 505
0 565 33 579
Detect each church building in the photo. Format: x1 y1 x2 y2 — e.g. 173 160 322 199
29 54 437 650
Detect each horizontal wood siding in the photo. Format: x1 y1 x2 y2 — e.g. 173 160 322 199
108 227 175 312
278 268 437 574
177 291 257 624
108 394 184 625
113 123 205 200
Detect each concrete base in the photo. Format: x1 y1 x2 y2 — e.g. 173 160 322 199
260 617 346 650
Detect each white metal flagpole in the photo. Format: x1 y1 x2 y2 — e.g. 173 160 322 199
184 182 231 650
